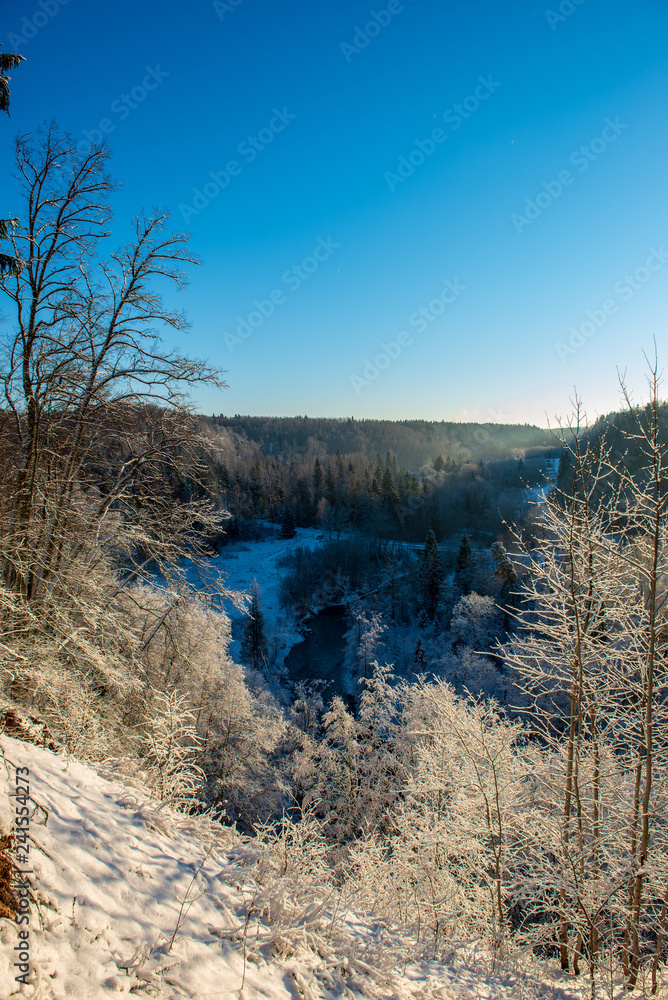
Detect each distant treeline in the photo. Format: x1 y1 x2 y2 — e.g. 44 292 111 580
207 415 555 468
197 416 560 544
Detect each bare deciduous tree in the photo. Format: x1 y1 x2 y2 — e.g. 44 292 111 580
0 124 231 729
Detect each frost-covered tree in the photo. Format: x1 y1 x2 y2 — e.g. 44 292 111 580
348 677 527 955
291 680 325 735
0 125 230 742
501 383 668 986
450 592 499 652
343 600 387 690
141 688 204 806
294 663 404 842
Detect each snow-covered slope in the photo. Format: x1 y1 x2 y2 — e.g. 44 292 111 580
0 734 614 999
0 735 462 999
1 735 292 999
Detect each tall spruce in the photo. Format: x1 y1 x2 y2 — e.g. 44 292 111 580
454 533 473 596
280 506 296 538
241 581 268 672
420 529 443 620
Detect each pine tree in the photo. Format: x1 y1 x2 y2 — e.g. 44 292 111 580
241 581 268 672
313 457 324 502
454 533 473 596
0 47 24 114
325 464 337 506
280 505 296 538
414 637 426 670
420 529 443 620
381 466 399 521
491 541 517 628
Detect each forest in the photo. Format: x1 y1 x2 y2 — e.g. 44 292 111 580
197 413 558 544
2 124 668 998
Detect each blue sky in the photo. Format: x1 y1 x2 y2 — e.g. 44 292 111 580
2 0 667 424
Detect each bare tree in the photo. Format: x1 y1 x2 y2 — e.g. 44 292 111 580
502 382 668 988
614 359 668 989
0 124 231 728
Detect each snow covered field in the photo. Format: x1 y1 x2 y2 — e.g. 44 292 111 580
0 733 644 1000
181 527 324 666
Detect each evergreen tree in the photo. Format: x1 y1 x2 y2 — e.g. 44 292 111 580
280 506 296 538
313 457 324 502
491 541 517 630
241 581 268 672
381 466 399 521
454 533 473 596
293 476 312 524
414 637 426 671
420 529 443 619
433 454 446 472
0 47 24 115
325 464 337 506
557 449 571 488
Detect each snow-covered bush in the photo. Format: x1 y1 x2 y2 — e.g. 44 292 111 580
294 663 404 842
140 688 205 806
131 586 289 826
450 592 500 651
348 678 528 955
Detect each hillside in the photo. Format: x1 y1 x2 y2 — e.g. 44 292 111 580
206 417 556 469
0 732 596 1000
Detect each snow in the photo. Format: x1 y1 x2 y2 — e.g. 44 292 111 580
182 527 325 664
2 732 468 998
1 735 292 1000
213 528 322 623
0 735 650 999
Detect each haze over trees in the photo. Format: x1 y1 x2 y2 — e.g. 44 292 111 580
198 415 556 545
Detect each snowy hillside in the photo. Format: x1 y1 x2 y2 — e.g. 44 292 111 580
181 527 324 665
0 734 601 1000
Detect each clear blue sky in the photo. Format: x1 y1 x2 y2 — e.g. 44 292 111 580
2 0 667 424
